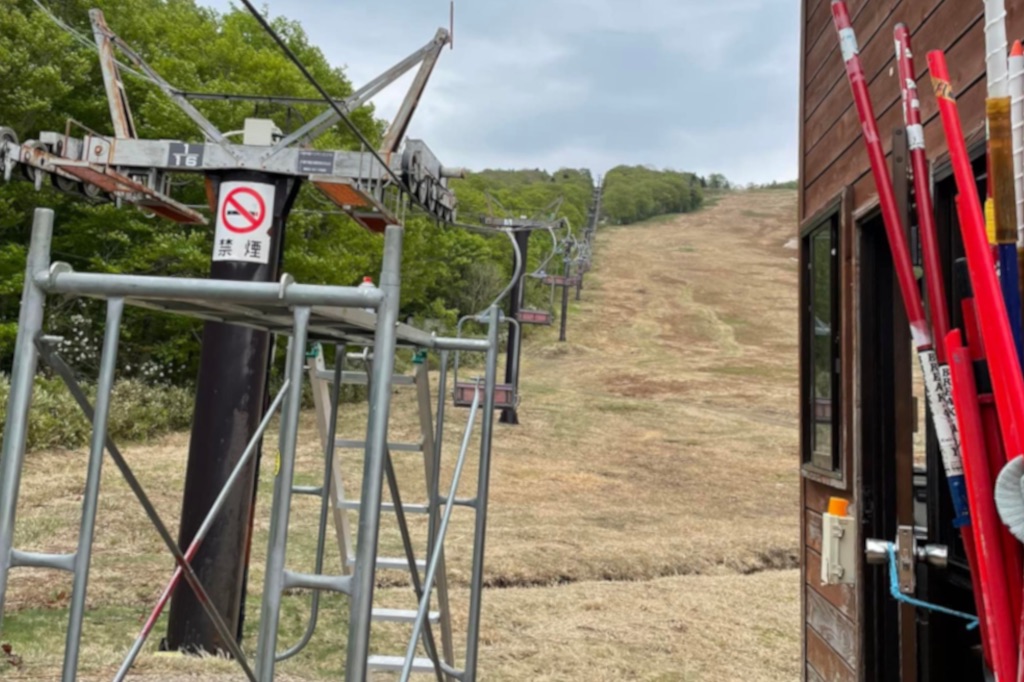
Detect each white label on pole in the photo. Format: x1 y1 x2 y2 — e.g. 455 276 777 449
213 181 275 264
919 350 963 477
907 124 925 151
839 28 859 62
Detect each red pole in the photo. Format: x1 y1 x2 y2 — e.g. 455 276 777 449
948 329 1017 681
962 294 1024 630
931 52 1024 678
928 51 1024 465
895 24 952 360
830 2 929 345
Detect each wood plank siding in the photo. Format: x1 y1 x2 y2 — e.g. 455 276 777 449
797 1 1005 680
798 1 1018 222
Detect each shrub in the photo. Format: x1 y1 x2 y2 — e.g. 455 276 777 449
0 374 193 451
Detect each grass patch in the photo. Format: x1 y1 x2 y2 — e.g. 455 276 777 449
636 213 683 225
699 192 726 211
595 401 645 414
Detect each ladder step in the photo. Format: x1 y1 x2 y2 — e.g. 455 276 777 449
335 439 422 452
367 654 436 673
341 500 430 514
371 608 440 624
375 557 427 571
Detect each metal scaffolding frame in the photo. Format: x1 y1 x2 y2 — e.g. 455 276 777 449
0 208 500 681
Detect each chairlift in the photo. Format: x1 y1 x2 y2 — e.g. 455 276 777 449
517 270 554 326
516 308 552 325
542 273 578 287
452 313 520 409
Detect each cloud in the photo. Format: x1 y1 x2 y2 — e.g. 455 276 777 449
201 0 799 184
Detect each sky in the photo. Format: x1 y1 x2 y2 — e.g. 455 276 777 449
202 0 800 185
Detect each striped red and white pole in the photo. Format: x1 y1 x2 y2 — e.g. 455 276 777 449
896 23 1024 665
894 24 952 361
830 1 928 345
893 24 969 523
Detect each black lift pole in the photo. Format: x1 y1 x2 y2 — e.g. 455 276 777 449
500 229 530 425
166 171 300 653
559 257 571 343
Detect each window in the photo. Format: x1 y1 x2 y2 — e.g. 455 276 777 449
803 213 841 473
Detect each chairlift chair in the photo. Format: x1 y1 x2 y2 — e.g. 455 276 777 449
452 313 520 409
542 274 578 287
516 271 554 326
516 308 552 325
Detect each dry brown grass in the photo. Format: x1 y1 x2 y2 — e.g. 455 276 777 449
0 190 801 680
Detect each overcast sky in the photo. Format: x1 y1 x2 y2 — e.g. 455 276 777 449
203 0 800 185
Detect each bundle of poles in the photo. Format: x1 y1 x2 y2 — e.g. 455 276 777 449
830 1 1024 679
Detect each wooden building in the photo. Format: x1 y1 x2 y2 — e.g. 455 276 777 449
797 1 1022 680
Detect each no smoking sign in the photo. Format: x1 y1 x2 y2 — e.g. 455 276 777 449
213 181 276 264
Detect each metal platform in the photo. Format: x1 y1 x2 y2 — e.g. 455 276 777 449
5 137 205 224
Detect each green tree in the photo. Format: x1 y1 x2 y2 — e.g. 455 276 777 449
0 1 601 384
601 165 703 225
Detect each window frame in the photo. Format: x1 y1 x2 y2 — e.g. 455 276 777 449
800 199 843 479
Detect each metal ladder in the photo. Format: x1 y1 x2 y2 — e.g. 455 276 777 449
299 344 455 675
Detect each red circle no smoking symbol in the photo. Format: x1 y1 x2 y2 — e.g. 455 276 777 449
221 187 267 234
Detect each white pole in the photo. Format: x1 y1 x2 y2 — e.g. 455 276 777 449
985 0 1010 97
1010 42 1024 245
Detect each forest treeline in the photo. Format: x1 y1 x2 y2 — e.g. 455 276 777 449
601 165 707 225
0 1 710 386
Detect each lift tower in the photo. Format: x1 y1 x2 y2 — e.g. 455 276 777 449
0 7 459 656
480 199 568 424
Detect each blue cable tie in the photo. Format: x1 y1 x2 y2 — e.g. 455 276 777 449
886 543 978 631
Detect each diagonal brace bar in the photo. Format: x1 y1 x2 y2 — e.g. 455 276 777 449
36 341 258 682
379 29 449 156
89 11 235 154
266 28 450 158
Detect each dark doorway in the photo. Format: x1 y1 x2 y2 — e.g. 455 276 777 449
858 211 902 681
